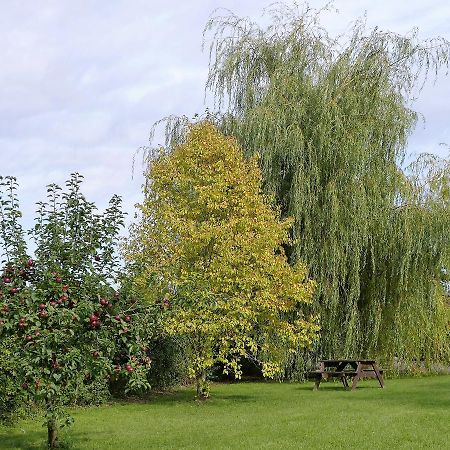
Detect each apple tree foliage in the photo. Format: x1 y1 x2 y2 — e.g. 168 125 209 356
125 122 319 398
0 174 152 448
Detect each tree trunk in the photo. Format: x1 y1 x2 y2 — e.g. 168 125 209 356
47 419 58 449
195 371 209 400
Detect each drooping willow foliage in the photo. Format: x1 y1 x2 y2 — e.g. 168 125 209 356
201 3 450 366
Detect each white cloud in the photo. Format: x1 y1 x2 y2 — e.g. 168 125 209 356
0 0 448 244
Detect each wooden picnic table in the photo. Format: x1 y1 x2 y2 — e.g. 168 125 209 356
308 359 384 391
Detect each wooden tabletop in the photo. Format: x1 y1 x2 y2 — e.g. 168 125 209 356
320 359 376 364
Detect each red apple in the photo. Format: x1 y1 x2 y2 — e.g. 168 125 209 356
3 277 11 284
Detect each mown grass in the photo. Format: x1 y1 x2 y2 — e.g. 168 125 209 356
1 376 449 449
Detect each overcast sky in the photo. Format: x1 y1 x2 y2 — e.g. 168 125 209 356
1 0 449 238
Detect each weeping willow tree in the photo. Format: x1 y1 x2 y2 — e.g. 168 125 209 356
194 3 450 366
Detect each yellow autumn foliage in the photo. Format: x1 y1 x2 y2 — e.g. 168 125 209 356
125 121 319 390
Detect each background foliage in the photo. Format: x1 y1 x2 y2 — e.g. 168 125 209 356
201 4 450 366
142 4 450 369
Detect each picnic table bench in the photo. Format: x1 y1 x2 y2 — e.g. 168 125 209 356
307 359 384 391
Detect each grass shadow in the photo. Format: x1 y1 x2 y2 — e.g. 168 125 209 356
113 388 193 406
111 388 256 407
0 430 47 450
296 383 351 392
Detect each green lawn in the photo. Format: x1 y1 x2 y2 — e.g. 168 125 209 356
1 376 449 449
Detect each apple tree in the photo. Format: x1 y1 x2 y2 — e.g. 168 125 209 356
125 122 319 399
0 174 152 448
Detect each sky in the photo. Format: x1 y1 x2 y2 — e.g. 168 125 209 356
0 0 449 238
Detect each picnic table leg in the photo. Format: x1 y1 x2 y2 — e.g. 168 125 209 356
312 361 326 390
372 363 385 388
351 364 362 391
341 375 349 390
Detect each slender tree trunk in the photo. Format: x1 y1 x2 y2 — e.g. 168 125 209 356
46 401 59 449
195 371 209 400
195 374 202 398
47 418 58 449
